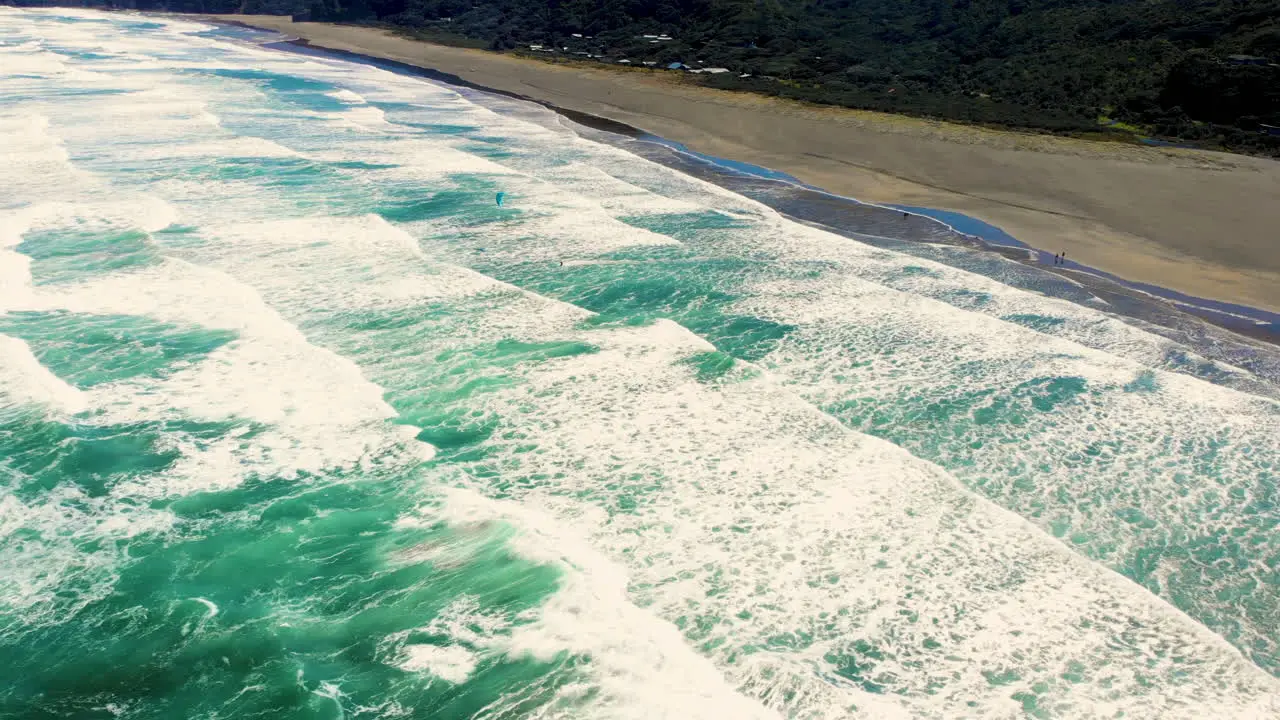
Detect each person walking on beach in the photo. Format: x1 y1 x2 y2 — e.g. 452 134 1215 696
1060 250 1066 265
1052 252 1060 265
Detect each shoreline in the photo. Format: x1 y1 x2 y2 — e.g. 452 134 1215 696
631 128 1280 333
621 130 1280 345
203 16 1280 341
199 16 1280 317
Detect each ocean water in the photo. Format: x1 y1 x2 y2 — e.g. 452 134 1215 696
2 8 1280 719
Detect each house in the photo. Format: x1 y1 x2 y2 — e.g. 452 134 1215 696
702 67 731 74
667 62 687 70
1261 123 1280 137
618 59 631 64
1227 54 1268 66
643 61 657 66
571 33 582 38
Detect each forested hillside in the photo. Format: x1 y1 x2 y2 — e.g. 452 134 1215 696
17 0 1280 154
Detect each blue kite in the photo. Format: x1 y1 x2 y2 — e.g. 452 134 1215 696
495 192 505 206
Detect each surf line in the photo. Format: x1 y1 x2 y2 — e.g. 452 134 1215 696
233 26 1280 342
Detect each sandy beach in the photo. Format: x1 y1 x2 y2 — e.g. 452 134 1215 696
211 16 1280 312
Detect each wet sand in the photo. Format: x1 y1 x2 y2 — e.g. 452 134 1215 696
209 15 1280 312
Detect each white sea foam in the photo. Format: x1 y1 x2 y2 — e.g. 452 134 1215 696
5 195 179 240
331 103 392 130
348 84 1239 394
0 112 87 206
145 215 774 718
0 108 180 308
5 10 1279 718
132 158 1278 715
0 479 175 639
489 116 1267 387
414 311 1280 718
384 77 1280 676
0 252 34 310
534 162 711 215
193 597 219 617
0 43 72 77
28 258 435 494
398 644 479 683
327 88 367 104
132 135 301 160
435 488 782 720
0 334 87 414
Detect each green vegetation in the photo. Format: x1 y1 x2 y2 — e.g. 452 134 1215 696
27 0 1280 155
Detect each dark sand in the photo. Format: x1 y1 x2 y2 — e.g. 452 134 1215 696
211 16 1280 312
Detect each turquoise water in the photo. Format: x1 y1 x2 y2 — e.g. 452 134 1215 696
2 8 1280 719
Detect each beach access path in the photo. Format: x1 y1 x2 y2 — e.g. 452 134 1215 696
210 15 1280 312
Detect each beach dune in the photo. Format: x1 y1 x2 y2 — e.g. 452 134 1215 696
213 16 1280 312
